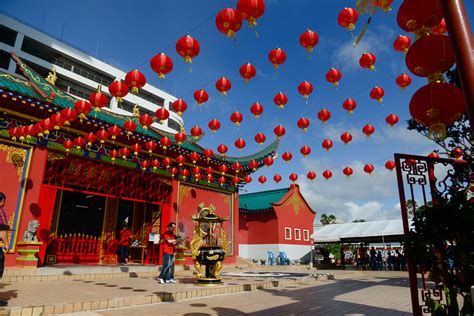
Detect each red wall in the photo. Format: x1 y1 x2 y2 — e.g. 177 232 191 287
238 210 279 244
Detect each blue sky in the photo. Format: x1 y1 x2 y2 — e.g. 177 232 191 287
4 0 473 222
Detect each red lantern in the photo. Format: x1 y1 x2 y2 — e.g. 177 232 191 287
39 119 54 136
385 160 396 171
359 52 376 70
268 47 286 70
123 120 137 136
405 34 455 78
50 113 64 130
362 124 375 138
363 164 375 175
96 129 109 144
322 170 332 180
175 130 187 145
240 63 257 83
254 132 266 145
118 148 131 160
232 162 242 173
109 149 118 161
370 86 385 103
145 141 157 154
175 35 200 64
300 145 311 157
282 152 292 163
273 125 286 139
89 86 109 112
155 108 170 124
172 99 188 116
108 81 129 103
342 98 357 114
397 0 443 33
204 148 214 162
300 29 319 53
325 68 342 87
63 139 74 153
338 7 358 31
60 108 77 126
189 151 201 164
131 143 142 156
318 109 331 124
409 82 465 139
140 160 150 171
385 113 399 127
170 167 179 177
451 148 463 159
208 118 221 134
85 132 97 147
217 144 228 156
73 136 85 149
273 174 282 183
176 155 186 166
150 159 160 170
180 168 190 179
8 127 20 141
162 157 172 168
322 139 333 151
248 160 259 171
215 8 242 38
244 175 252 183
273 92 288 109
125 70 146 94
218 176 227 186
219 164 229 174
431 18 447 34
289 173 298 182
297 117 310 132
232 176 241 186
139 114 153 130
205 166 214 175
428 152 440 158
393 35 411 53
396 73 412 91
190 125 203 140
237 0 265 28
160 136 171 150
107 125 122 141
74 100 92 122
340 132 353 144
375 0 393 12
150 53 173 79
216 77 232 96
307 171 316 181
258 175 267 185
263 156 274 167
234 138 246 151
343 166 353 177
250 102 264 118
230 111 243 127
194 89 209 107
297 81 313 100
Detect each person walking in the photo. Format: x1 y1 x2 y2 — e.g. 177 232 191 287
0 193 10 279
157 222 181 284
118 225 131 264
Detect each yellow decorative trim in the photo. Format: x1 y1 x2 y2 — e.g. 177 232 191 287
0 73 29 85
47 151 66 161
0 144 27 181
282 192 303 215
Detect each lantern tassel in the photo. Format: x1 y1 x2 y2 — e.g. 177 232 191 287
353 17 372 47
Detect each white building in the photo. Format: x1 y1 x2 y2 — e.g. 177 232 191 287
0 13 183 133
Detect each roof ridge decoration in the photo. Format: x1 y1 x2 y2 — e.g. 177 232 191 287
272 184 316 215
4 54 279 164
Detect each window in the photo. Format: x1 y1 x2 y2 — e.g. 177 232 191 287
168 118 182 132
0 25 17 46
294 228 301 240
303 230 310 241
0 50 11 70
284 227 291 240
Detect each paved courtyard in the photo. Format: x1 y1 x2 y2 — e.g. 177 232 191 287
62 271 412 316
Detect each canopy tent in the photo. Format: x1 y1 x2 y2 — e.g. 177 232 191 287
311 219 410 244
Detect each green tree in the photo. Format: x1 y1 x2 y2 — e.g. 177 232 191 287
320 213 337 225
352 219 367 223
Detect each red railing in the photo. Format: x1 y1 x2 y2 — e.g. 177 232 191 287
48 234 101 264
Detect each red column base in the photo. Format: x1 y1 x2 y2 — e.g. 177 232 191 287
16 241 42 268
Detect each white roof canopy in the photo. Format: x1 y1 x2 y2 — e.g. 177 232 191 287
311 219 409 243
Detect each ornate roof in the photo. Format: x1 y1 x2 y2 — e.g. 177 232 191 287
0 54 279 168
239 188 290 212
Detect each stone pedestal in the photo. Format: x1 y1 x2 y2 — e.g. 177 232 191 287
16 241 42 268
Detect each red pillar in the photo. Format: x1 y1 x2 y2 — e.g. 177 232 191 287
441 0 474 136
